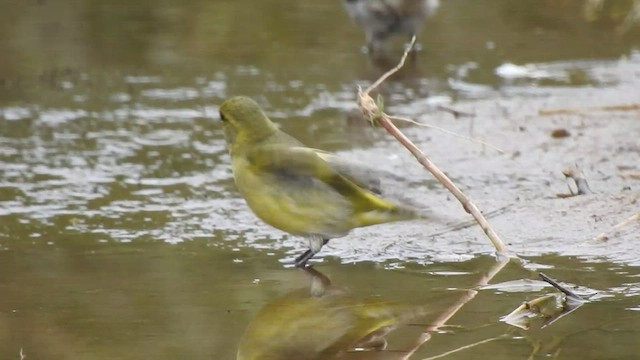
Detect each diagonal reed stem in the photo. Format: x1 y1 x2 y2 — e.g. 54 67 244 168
356 36 512 256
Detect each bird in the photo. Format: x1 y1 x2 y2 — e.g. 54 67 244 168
237 267 431 360
218 96 424 267
343 0 439 54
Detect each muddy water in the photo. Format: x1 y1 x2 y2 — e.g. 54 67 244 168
1 0 640 359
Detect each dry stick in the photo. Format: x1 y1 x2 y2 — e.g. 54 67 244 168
354 39 514 358
357 35 511 256
539 103 640 116
592 212 640 242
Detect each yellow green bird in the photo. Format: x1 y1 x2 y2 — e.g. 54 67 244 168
218 96 422 267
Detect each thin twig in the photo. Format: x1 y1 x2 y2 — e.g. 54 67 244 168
356 37 512 256
364 36 418 95
436 105 475 119
354 41 515 358
539 103 640 116
389 115 504 153
539 272 584 300
592 212 640 242
426 205 513 238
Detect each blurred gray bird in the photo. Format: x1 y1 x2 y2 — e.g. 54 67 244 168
343 0 439 53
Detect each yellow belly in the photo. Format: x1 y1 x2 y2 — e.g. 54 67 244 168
232 158 353 237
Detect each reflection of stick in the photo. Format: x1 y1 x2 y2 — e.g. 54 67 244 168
617 0 640 34
404 258 510 358
421 335 508 360
427 258 509 332
592 212 640 242
356 36 511 256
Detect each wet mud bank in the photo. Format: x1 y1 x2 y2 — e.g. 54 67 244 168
359 57 640 266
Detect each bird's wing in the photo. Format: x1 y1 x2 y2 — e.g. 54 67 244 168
245 145 399 213
313 150 384 194
312 149 440 221
312 149 414 195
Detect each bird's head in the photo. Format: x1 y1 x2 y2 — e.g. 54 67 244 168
218 96 278 151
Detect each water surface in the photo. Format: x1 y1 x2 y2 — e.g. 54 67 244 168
1 0 639 359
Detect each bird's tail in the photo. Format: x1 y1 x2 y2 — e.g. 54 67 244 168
356 202 424 228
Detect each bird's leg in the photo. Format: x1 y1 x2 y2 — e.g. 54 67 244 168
294 237 329 268
294 249 315 268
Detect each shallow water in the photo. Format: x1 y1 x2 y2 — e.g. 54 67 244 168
1 0 639 359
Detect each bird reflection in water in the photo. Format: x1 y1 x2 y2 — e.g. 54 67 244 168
343 0 439 56
237 267 432 360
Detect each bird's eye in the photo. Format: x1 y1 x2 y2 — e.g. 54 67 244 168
219 112 227 122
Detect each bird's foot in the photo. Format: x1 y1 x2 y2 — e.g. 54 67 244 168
295 238 329 267
294 249 316 268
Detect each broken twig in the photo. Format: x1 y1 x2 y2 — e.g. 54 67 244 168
539 272 584 301
592 212 640 242
356 35 511 256
539 103 640 116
